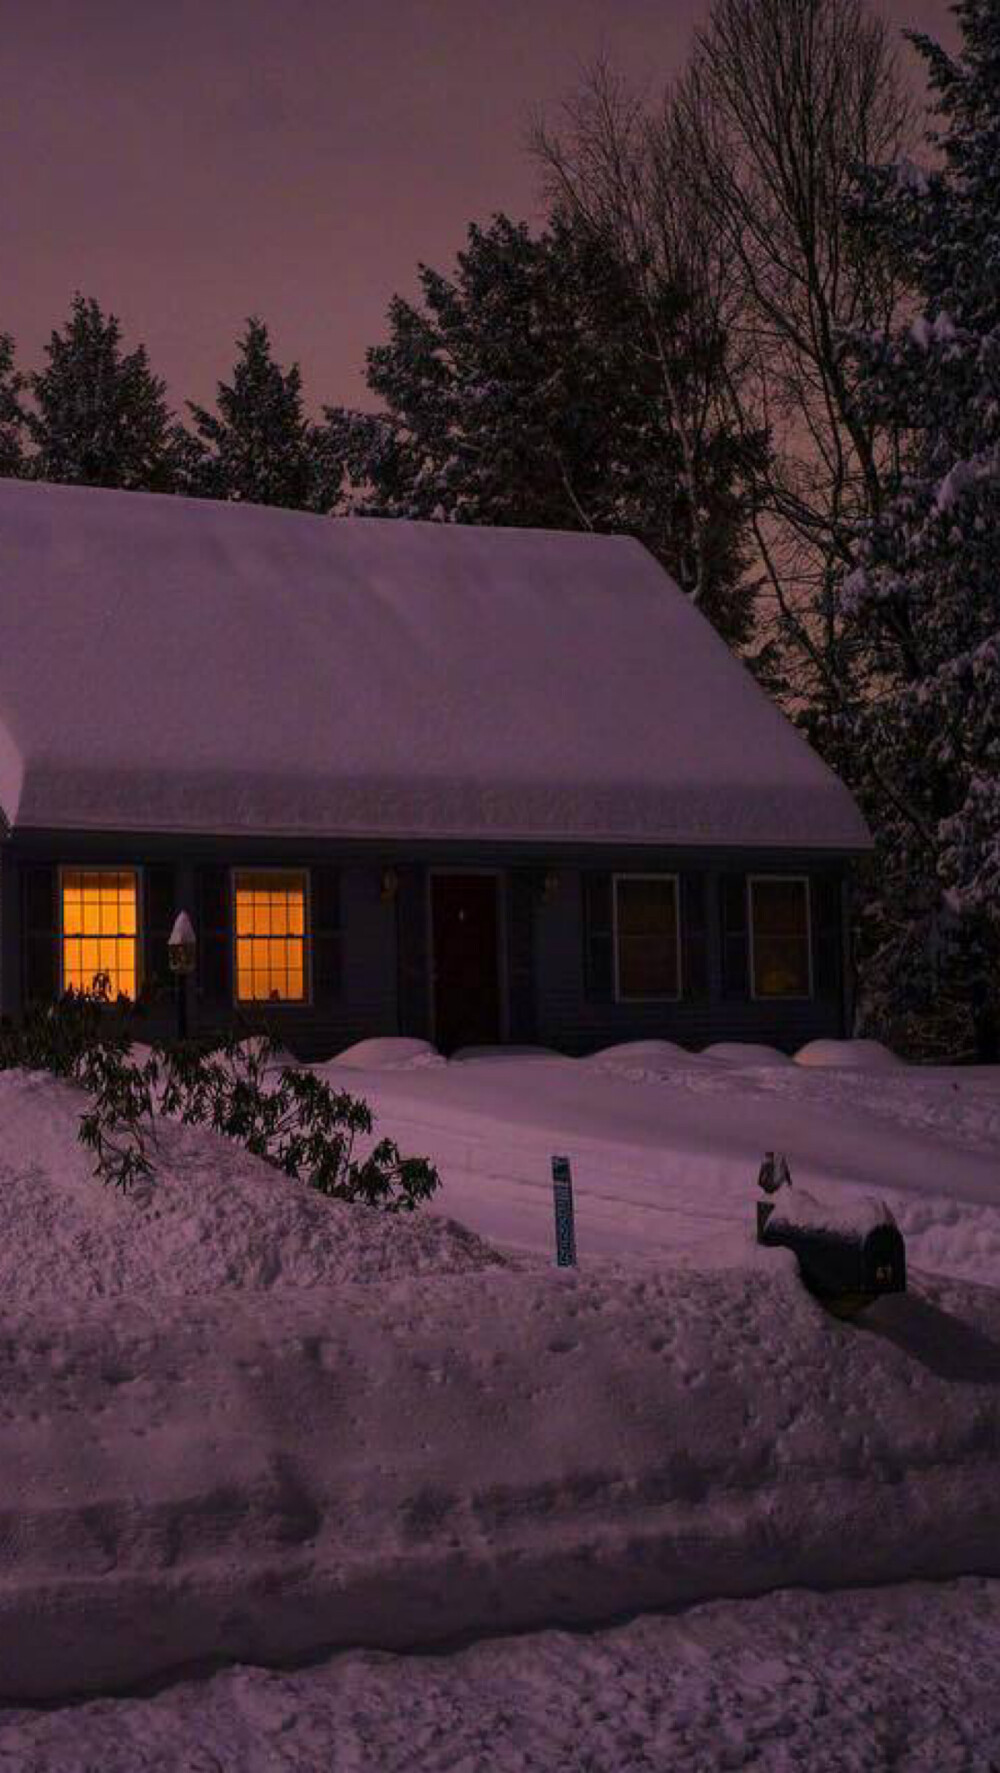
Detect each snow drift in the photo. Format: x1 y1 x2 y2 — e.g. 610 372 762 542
0 1057 996 1705
2 1263 1000 1701
0 1071 503 1300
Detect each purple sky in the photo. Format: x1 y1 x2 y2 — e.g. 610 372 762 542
3 0 959 414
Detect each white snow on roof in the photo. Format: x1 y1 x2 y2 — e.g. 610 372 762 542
0 478 871 847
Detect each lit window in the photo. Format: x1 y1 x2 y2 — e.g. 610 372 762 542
750 878 811 998
614 875 680 1000
234 870 307 1002
62 870 138 1000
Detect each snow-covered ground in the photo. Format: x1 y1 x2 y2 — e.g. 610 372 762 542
316 1038 1000 1284
0 1041 998 1766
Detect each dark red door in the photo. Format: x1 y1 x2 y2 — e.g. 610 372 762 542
431 874 502 1054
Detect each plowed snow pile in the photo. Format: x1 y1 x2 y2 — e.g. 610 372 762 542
0 1070 505 1300
3 1257 1000 1701
0 1051 999 1759
3 1580 998 1772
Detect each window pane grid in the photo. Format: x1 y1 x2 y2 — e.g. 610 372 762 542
751 880 810 997
62 870 138 999
234 872 307 1002
615 877 679 1000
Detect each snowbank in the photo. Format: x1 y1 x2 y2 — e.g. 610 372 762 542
588 1038 705 1069
2 1262 999 1700
320 1050 1000 1283
0 1058 996 1711
795 1038 905 1069
0 1071 505 1302
3 1579 999 1770
330 1037 444 1071
702 1042 796 1066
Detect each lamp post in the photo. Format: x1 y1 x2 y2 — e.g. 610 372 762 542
167 911 197 1042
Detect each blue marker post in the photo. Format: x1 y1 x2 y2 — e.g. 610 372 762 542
551 1154 577 1267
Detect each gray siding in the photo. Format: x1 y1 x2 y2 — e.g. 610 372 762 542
534 865 845 1056
0 831 854 1058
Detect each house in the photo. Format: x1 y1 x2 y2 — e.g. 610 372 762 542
0 477 871 1057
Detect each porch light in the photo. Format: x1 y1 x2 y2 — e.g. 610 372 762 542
542 871 560 903
381 866 400 903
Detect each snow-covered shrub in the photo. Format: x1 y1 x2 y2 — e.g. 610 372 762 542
0 995 440 1209
159 1032 440 1212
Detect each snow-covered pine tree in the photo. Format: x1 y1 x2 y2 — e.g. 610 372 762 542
185 317 334 512
27 296 182 492
322 212 760 648
0 332 26 477
833 0 1000 1059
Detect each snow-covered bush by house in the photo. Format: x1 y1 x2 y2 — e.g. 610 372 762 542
0 989 441 1210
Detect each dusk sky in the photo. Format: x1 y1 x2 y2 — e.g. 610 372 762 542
4 0 960 414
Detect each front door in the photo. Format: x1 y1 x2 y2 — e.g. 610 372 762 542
431 874 502 1054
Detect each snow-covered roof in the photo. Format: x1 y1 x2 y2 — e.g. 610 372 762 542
0 478 871 847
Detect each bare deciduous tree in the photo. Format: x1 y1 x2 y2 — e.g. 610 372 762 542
532 65 767 632
534 0 915 702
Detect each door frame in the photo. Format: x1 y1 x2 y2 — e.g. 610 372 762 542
427 867 508 1050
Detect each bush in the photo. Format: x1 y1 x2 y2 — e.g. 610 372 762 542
159 1032 439 1211
0 989 440 1210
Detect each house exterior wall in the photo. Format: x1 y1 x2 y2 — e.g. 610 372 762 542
534 862 846 1054
0 831 855 1059
1 833 399 1059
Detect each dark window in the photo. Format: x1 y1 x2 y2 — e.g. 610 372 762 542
614 875 680 1001
750 878 811 998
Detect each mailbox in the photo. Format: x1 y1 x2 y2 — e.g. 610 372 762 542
758 1198 906 1317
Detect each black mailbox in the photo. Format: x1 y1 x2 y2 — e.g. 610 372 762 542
758 1199 907 1317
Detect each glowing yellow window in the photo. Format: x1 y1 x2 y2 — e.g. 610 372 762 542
61 869 138 1000
234 870 308 1002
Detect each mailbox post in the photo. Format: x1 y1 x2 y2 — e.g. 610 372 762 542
167 911 197 1042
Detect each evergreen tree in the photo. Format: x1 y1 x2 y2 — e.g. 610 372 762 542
832 0 1000 1058
0 332 26 477
322 213 760 647
185 317 335 511
27 296 182 491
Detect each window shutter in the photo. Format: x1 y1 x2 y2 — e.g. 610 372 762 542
508 870 538 1042
143 866 176 1002
396 864 430 1038
23 866 58 1004
720 874 749 999
197 865 231 1003
811 872 841 999
582 873 613 1001
681 873 709 999
311 866 342 1002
